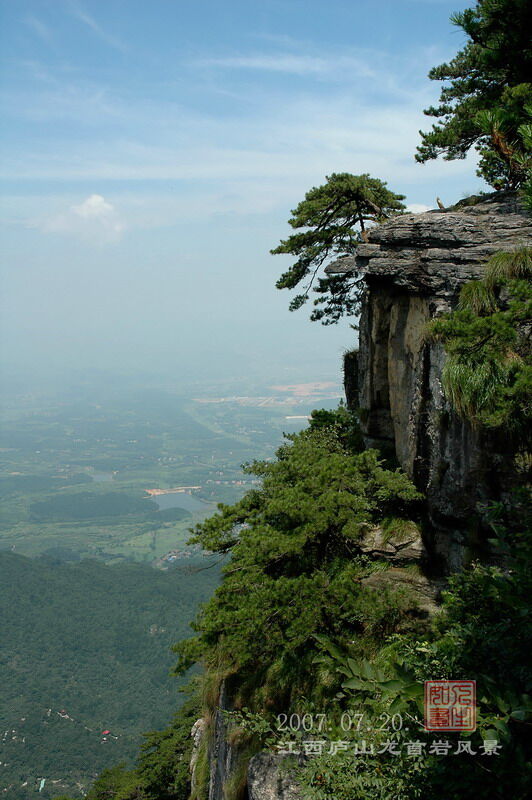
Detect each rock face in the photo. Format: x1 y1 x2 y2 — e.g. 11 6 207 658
208 682 237 800
330 192 531 570
358 521 426 563
361 567 444 615
247 753 303 800
190 718 206 796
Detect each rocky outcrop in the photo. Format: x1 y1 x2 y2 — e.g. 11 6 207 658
358 521 426 563
361 567 444 615
190 718 207 796
247 753 303 800
330 192 531 570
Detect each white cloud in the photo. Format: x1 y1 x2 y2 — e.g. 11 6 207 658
406 203 433 213
43 194 125 243
67 1 127 52
24 16 53 44
2 36 485 231
194 54 376 79
2 94 474 186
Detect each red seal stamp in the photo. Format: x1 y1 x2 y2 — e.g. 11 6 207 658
424 681 476 731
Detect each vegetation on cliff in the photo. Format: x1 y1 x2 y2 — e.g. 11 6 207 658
297 497 532 799
175 410 423 709
71 410 531 800
64 408 431 800
272 173 405 323
430 246 531 435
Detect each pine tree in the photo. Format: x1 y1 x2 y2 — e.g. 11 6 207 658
271 173 405 323
416 0 532 188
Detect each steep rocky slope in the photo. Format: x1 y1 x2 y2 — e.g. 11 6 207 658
330 192 531 570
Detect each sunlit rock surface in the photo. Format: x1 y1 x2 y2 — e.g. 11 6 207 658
332 192 531 570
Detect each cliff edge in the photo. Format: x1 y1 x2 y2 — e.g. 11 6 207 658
328 191 531 570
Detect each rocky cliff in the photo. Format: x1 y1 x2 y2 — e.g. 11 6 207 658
195 192 531 799
328 191 532 570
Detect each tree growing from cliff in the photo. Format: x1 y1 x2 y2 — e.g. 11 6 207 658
272 173 405 323
416 0 532 188
175 411 422 708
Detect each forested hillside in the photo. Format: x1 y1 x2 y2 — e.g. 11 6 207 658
0 553 221 799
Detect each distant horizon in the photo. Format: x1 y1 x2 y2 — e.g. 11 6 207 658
0 359 346 406
1 0 486 397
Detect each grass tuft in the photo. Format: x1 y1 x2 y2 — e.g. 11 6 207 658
485 246 532 287
458 280 497 314
380 517 421 545
441 357 512 421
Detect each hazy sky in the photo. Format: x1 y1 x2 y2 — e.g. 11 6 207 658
0 0 484 392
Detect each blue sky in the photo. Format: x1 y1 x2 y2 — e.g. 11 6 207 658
0 0 484 391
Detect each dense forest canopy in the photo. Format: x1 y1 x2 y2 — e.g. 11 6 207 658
0 553 220 800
